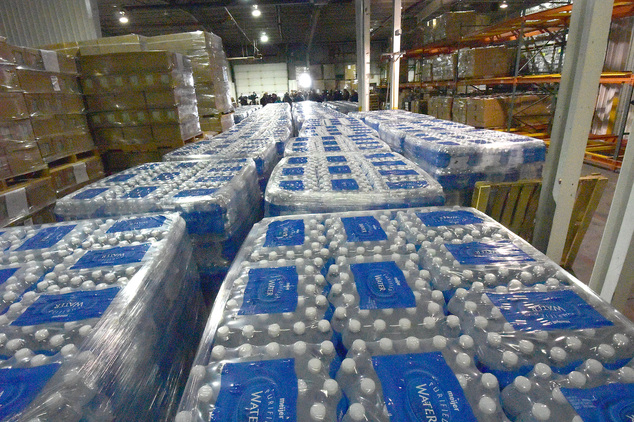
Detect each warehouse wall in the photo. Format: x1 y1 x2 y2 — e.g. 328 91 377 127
0 0 100 47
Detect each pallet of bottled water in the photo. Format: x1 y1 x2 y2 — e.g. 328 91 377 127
265 152 444 216
324 101 360 114
284 135 391 156
299 119 380 139
0 213 206 421
54 159 262 280
292 101 346 132
177 206 634 421
164 137 280 190
233 104 262 123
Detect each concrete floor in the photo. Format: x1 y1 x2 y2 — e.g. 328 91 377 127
570 164 633 319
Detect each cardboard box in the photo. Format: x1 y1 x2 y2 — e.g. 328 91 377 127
80 71 193 94
152 118 201 142
16 69 80 94
49 155 104 197
0 139 45 177
0 119 34 143
458 46 513 79
85 93 146 111
0 93 29 120
76 34 148 56
103 150 161 173
37 132 94 163
452 97 468 124
344 64 356 80
0 176 56 226
23 93 85 116
0 64 20 92
0 38 15 64
92 126 154 150
80 51 189 75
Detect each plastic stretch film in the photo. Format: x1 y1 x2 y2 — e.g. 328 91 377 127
0 213 206 421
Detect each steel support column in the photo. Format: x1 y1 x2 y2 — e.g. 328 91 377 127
390 0 402 110
356 0 371 111
533 0 615 262
589 139 634 309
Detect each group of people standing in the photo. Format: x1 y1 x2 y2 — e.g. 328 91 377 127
238 89 358 106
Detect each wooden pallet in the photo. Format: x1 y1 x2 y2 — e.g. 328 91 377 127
47 149 100 169
0 166 50 192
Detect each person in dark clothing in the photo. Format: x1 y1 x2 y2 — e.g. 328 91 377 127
333 90 343 101
350 90 358 102
283 92 292 104
271 93 279 103
342 89 350 101
309 90 321 102
326 90 334 101
248 92 258 105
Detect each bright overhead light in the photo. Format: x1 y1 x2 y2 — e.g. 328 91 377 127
298 72 312 89
499 1 508 9
252 5 261 17
260 33 269 43
118 10 129 24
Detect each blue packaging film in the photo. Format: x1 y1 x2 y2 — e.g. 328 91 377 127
211 359 298 422
0 364 62 420
372 352 478 422
487 290 614 332
350 261 416 309
16 225 77 251
416 210 484 226
445 241 535 265
341 216 387 242
11 287 121 326
332 179 360 191
71 244 151 270
72 187 109 200
239 266 299 315
263 220 305 247
106 215 167 233
561 383 634 421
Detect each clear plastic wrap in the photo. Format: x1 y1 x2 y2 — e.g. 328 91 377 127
54 159 262 277
501 358 634 421
265 152 445 216
285 135 390 156
448 282 634 387
0 177 56 227
0 213 206 421
233 105 261 123
323 101 360 115
337 337 508 421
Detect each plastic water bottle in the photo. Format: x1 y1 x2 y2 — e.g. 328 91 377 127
448 284 634 386
213 258 334 347
502 358 634 421
175 341 346 422
326 253 452 350
337 336 508 421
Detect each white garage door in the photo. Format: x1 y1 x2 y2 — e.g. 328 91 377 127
234 63 289 98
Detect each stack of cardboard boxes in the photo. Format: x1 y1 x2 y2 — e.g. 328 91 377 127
81 51 202 172
0 38 103 226
419 11 490 46
446 94 551 128
146 31 235 134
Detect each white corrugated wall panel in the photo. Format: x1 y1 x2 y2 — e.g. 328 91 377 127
0 0 100 47
234 63 289 97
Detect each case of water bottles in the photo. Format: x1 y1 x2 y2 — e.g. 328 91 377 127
54 159 263 277
284 135 391 156
0 213 206 421
265 151 445 216
178 203 634 421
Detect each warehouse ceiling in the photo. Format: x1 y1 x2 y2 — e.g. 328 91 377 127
97 0 556 57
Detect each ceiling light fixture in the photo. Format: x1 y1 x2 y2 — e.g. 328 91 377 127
499 1 508 9
118 10 129 24
252 5 261 17
260 32 269 43
298 72 312 89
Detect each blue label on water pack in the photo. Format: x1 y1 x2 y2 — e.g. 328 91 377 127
322 141 338 145
324 146 341 152
372 160 407 166
0 268 19 286
211 359 297 422
71 243 150 270
16 225 76 251
264 220 305 247
152 172 180 181
136 163 160 171
417 210 484 227
122 186 157 199
107 215 167 233
379 169 419 176
173 188 218 197
386 181 428 190
195 175 232 183
11 287 120 326
73 187 109 200
280 180 304 191
561 383 634 422
446 241 535 265
107 174 136 182
282 167 304 176
0 363 61 420
328 165 351 174
331 179 359 191
342 216 387 242
239 266 299 315
366 153 395 159
326 156 347 163
487 290 613 331
372 352 478 422
350 261 415 309
176 162 198 168
288 157 308 164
